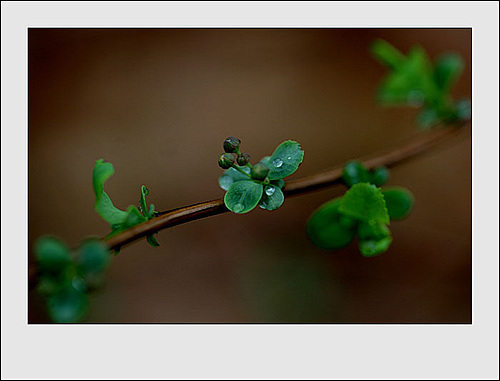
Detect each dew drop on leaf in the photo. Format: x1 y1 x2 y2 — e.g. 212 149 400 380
233 203 244 213
265 186 276 196
272 158 283 168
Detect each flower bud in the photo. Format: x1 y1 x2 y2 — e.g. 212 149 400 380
237 153 250 166
223 137 241 153
250 162 270 181
218 153 235 169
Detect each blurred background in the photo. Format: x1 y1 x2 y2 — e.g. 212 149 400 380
28 28 471 323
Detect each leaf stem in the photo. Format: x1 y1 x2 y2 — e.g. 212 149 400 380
231 164 252 178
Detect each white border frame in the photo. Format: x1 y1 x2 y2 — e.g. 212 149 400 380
2 2 498 379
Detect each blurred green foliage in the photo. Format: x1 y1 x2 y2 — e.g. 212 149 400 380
308 162 414 257
371 39 471 128
35 237 110 323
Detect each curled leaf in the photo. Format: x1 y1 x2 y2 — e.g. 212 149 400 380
93 159 128 226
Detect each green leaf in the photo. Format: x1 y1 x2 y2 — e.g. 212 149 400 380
306 197 357 250
371 39 406 70
433 54 464 92
357 220 392 257
123 205 147 228
359 236 393 257
271 178 285 190
382 187 415 220
267 141 304 180
259 156 272 166
218 166 251 191
259 184 285 211
224 180 263 214
93 159 128 226
370 166 390 187
339 183 390 224
342 161 370 187
35 236 72 273
148 204 156 219
146 234 160 247
47 284 89 323
78 239 110 274
140 185 149 217
377 46 437 106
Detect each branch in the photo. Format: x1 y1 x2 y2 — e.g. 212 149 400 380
106 124 469 249
29 124 469 287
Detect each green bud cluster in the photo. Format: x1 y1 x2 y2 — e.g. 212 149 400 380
218 139 304 214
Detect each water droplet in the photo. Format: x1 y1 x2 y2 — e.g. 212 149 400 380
287 156 292 160
272 158 283 168
265 186 276 196
233 203 244 213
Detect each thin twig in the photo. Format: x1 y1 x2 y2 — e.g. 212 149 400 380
29 124 469 288
105 124 468 249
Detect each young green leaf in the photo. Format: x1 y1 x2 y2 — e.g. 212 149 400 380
267 141 304 180
370 166 390 187
357 220 393 257
218 166 251 191
146 234 160 247
259 156 272 167
271 178 285 190
78 239 110 274
224 180 263 214
93 159 128 226
433 54 464 92
47 284 89 324
140 185 149 218
259 184 285 211
375 43 437 106
359 236 393 257
371 38 405 70
147 204 156 219
339 183 390 224
382 187 415 220
342 161 371 187
35 236 72 273
306 197 357 250
123 205 147 229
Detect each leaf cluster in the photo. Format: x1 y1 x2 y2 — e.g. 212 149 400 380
34 236 110 323
218 138 304 214
307 161 414 257
93 159 159 248
371 39 471 128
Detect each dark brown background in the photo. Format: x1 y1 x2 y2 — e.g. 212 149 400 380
28 28 471 323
